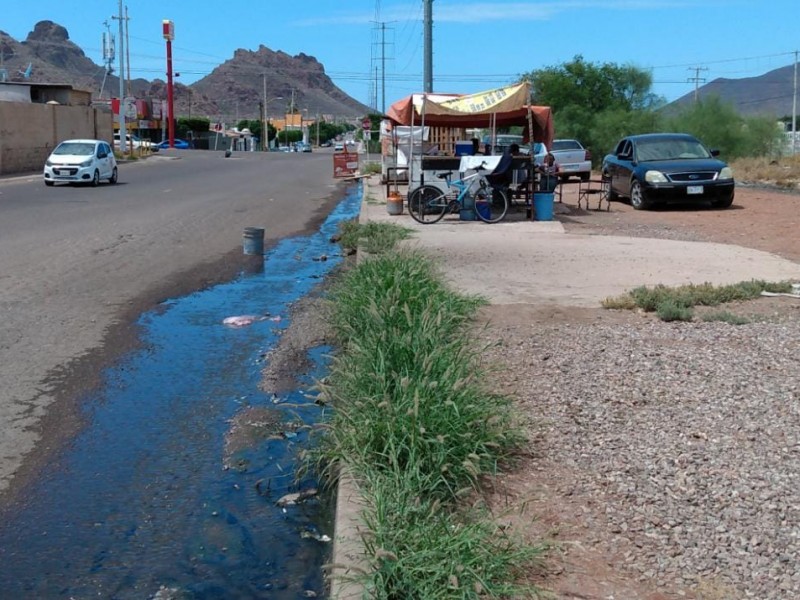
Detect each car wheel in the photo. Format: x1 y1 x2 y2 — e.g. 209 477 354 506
630 180 650 210
109 167 118 184
45 180 54 187
91 169 100 187
603 173 619 201
711 193 734 209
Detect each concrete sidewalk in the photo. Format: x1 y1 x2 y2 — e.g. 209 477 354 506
361 177 800 305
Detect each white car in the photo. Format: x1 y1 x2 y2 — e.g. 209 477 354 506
113 132 157 152
43 139 118 187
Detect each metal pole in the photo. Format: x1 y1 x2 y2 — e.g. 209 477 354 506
117 0 127 153
381 22 386 114
263 73 267 151
423 0 433 93
793 51 797 155
125 5 131 96
166 39 174 148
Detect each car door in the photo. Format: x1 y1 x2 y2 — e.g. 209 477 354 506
96 143 111 178
611 139 634 197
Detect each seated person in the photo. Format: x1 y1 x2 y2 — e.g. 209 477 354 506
471 137 481 156
537 152 560 192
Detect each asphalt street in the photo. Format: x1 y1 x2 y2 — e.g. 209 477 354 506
0 148 346 503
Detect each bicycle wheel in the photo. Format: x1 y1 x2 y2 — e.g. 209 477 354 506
408 185 448 224
474 187 508 223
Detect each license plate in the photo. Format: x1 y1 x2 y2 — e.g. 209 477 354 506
687 185 703 195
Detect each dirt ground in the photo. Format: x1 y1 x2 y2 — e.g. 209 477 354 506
483 184 800 600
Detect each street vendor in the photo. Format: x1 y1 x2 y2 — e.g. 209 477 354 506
537 152 560 192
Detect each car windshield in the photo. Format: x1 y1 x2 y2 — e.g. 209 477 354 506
635 138 711 161
551 140 581 151
53 142 94 156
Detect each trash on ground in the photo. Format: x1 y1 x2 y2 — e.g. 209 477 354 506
275 488 318 507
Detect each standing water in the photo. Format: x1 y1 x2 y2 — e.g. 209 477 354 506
0 186 362 598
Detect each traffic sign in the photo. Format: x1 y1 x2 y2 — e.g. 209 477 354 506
362 118 371 131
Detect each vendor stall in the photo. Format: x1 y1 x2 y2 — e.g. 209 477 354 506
384 83 554 203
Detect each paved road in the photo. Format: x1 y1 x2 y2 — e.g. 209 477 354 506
0 149 345 500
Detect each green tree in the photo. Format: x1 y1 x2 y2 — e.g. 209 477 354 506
176 116 211 138
664 96 783 159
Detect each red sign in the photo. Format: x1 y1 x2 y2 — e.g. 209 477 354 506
362 118 371 131
162 20 174 41
333 152 359 178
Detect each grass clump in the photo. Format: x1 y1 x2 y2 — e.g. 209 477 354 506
362 161 382 175
337 220 412 255
315 248 542 597
603 279 791 321
701 311 751 325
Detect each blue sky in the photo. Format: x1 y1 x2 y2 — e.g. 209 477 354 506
2 0 798 112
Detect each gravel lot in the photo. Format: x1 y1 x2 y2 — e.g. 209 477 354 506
478 185 800 600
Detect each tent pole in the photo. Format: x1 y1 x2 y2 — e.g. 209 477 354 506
410 107 415 190
420 94 427 186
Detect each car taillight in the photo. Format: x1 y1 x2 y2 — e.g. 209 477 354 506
585 149 592 161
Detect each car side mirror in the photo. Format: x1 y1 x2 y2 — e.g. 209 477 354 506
710 149 720 157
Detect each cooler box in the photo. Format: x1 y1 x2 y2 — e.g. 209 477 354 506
454 141 474 156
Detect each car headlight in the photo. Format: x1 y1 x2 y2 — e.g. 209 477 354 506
644 170 668 184
45 159 53 167
79 159 93 167
719 166 734 180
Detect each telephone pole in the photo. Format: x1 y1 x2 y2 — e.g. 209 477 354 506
423 0 433 93
792 51 797 154
687 66 708 103
113 0 127 152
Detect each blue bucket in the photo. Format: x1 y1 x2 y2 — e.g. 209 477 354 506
533 192 554 221
243 227 265 255
460 194 476 221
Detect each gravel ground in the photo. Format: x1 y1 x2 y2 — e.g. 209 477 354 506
481 303 800 599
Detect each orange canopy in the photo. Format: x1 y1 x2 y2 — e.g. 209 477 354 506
385 83 554 149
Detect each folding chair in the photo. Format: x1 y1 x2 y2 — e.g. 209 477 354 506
577 177 610 211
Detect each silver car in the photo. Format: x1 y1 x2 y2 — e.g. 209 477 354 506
44 139 118 187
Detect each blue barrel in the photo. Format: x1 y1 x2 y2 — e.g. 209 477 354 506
460 194 476 221
475 199 491 220
533 192 554 221
243 227 265 255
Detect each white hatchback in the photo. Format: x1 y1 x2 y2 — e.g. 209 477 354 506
43 139 118 187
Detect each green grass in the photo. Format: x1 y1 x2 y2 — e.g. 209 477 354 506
337 220 412 255
315 246 543 597
362 161 382 175
602 280 792 321
700 310 751 325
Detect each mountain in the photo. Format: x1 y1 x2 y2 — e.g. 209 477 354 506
668 64 796 118
0 21 370 121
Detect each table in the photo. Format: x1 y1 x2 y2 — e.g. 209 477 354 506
577 177 611 211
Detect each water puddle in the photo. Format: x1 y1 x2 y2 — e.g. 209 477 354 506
0 186 362 598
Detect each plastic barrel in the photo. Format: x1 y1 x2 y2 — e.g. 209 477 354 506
533 192 554 221
475 199 491 220
243 227 265 255
460 194 476 221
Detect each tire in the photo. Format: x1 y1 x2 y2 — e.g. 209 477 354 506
109 167 118 184
629 179 650 210
408 185 447 224
579 172 590 182
44 180 54 187
91 169 100 187
475 187 508 223
711 193 734 209
603 173 619 201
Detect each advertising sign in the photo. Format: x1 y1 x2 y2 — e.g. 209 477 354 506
333 152 359 178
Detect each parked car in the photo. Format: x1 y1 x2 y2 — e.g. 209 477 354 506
333 143 344 152
550 139 592 182
113 132 157 152
43 139 118 187
155 138 191 150
602 133 735 210
481 134 548 164
296 142 312 153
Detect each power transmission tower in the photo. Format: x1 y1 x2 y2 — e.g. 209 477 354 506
371 21 394 113
423 0 433 93
687 66 708 103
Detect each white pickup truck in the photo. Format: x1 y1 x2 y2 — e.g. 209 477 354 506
550 139 591 181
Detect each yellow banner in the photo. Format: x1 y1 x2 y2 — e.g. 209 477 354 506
435 83 529 114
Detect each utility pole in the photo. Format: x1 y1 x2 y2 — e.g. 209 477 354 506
262 73 267 151
687 66 708 103
792 51 798 154
125 5 131 96
113 0 127 153
423 0 433 93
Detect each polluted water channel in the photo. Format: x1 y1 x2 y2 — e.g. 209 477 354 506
0 186 362 599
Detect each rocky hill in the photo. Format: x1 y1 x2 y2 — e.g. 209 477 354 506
0 20 370 120
667 64 795 117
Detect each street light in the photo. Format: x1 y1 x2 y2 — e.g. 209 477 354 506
263 96 283 151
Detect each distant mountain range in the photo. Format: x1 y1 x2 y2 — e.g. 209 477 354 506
667 64 796 118
0 20 371 121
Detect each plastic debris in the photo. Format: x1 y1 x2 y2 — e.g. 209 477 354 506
223 315 261 328
275 488 318 507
